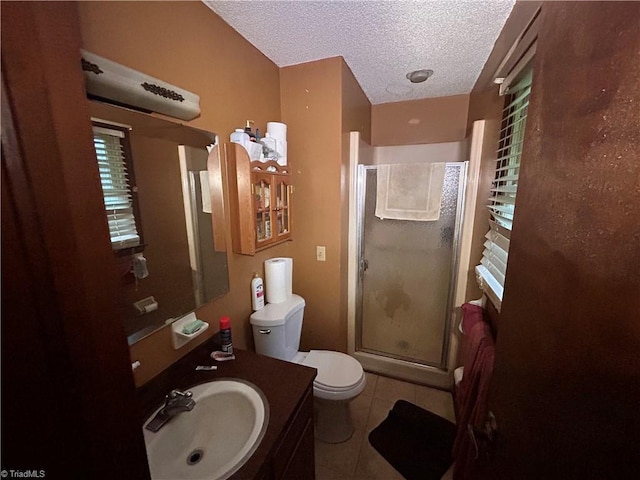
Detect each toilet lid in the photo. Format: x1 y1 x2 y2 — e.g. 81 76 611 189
302 350 363 390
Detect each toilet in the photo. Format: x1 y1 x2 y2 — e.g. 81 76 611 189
250 294 366 443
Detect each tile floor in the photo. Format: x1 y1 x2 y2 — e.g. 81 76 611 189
314 372 456 480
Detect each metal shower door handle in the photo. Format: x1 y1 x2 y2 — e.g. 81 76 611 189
359 258 369 279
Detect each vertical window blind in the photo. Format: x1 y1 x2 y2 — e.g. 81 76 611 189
92 125 141 250
476 70 532 308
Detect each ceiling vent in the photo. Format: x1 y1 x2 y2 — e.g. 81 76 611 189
81 50 201 121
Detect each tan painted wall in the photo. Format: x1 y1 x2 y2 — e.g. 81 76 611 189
341 61 372 145
371 94 470 146
372 141 467 165
280 58 344 352
340 60 372 350
78 1 290 386
279 57 371 354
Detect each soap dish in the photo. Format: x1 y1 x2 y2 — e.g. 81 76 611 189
171 312 209 349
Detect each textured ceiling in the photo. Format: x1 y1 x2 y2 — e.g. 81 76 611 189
204 0 515 105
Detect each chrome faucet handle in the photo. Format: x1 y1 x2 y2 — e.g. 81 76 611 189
167 389 192 401
146 389 195 433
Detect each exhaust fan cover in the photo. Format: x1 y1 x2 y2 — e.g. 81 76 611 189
81 50 201 121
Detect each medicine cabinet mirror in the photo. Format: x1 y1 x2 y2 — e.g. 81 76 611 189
89 101 230 345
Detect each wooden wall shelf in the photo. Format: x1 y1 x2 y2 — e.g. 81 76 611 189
226 142 292 255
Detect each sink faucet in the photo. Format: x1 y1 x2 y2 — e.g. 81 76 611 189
145 389 196 432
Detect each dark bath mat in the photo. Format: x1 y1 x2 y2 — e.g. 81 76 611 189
368 400 456 480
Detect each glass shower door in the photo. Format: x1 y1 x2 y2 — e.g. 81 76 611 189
356 163 466 369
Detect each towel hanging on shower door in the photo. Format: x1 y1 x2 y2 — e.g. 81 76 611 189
375 162 445 221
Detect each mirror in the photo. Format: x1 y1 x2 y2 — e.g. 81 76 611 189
89 101 230 345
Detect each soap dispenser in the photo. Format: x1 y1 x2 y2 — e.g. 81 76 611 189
244 120 256 141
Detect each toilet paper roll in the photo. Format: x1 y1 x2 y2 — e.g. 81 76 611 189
143 301 158 313
265 257 293 304
134 296 158 315
266 122 287 142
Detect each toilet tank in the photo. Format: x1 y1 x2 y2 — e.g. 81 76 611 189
249 294 305 361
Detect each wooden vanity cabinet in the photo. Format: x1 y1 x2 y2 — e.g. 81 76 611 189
226 142 292 255
258 386 315 480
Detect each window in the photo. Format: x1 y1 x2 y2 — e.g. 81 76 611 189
476 68 533 309
92 123 142 251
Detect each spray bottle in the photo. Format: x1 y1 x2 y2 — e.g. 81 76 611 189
219 316 233 354
251 273 265 311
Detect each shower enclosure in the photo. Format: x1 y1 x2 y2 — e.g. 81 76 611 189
353 163 467 386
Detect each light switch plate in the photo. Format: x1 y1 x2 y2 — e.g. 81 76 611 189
316 246 326 262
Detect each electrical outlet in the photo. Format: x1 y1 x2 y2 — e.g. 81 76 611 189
316 246 326 262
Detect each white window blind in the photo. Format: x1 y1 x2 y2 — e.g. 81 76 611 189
476 70 532 309
92 125 141 250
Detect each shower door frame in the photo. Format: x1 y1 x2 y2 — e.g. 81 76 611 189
353 162 467 387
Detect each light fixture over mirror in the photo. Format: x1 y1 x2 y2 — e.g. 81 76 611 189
82 50 201 121
88 101 229 345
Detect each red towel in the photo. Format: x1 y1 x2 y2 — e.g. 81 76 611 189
453 304 496 479
461 303 484 336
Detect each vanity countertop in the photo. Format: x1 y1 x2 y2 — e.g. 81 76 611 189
136 336 317 479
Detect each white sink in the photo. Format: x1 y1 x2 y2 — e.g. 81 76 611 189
143 379 269 480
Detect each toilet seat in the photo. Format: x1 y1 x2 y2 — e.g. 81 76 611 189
298 350 366 401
